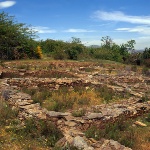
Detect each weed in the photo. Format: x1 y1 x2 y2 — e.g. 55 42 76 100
85 118 135 148
13 118 63 147
17 65 28 70
0 99 18 126
142 67 150 76
131 65 137 72
145 113 150 122
72 109 86 117
141 94 149 102
53 144 79 150
21 88 51 105
96 86 114 103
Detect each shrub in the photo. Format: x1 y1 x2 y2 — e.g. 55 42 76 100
85 119 135 148
142 67 150 76
146 113 150 122
0 99 18 126
72 109 86 117
35 46 43 59
13 118 63 147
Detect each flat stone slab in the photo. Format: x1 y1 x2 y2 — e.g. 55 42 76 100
46 111 70 118
86 113 103 119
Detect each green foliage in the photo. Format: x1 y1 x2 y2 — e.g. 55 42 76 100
142 67 150 76
141 94 149 102
96 86 114 103
101 36 113 49
0 99 18 126
85 126 103 140
0 12 38 60
40 37 85 60
53 48 67 60
13 118 63 147
72 109 86 117
21 88 51 105
53 144 79 150
124 40 136 53
146 113 150 122
131 65 137 72
85 119 135 148
142 47 150 59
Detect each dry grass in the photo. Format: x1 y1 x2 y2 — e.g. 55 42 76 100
0 98 62 150
42 87 103 111
85 114 150 150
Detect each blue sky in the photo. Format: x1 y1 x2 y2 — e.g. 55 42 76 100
0 0 150 49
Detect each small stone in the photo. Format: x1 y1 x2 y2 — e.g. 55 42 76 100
65 121 77 127
134 121 147 127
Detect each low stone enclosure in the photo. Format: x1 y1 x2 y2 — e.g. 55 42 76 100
0 61 150 149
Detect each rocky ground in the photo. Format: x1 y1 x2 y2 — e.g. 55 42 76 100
0 60 150 149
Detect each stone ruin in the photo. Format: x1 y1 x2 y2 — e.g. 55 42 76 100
0 61 150 149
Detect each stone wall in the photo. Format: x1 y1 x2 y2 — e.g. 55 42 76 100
1 78 150 149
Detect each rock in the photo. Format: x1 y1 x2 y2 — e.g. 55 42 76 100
100 139 132 150
65 121 77 127
46 111 70 118
73 136 94 150
86 113 103 119
55 137 66 147
69 129 84 137
134 121 147 127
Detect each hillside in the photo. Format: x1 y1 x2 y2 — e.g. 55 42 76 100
0 59 150 150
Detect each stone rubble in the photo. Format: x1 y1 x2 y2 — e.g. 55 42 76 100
0 78 149 149
0 62 149 149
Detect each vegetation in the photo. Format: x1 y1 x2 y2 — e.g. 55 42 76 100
0 12 42 60
21 85 129 112
85 115 150 149
0 11 150 68
0 98 63 149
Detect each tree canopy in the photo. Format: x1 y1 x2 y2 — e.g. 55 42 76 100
0 12 40 60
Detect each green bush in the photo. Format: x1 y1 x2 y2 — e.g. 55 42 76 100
0 99 18 126
13 118 63 147
72 109 86 117
85 119 135 148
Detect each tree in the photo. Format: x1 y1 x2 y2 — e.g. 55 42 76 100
124 40 136 53
0 12 38 60
142 47 150 59
71 37 81 44
66 37 85 60
101 36 113 49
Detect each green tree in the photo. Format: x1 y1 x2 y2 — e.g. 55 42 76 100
101 36 113 49
0 12 37 60
124 40 136 53
71 37 81 44
65 37 85 60
142 47 150 59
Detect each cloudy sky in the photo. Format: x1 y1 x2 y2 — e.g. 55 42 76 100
0 0 150 49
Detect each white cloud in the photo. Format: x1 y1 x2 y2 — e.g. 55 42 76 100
32 26 57 33
63 28 95 33
93 11 150 25
0 1 16 9
116 25 150 35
